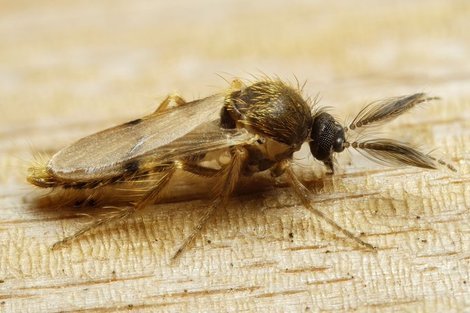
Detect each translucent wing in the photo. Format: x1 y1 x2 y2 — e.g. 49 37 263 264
48 94 255 180
134 121 256 170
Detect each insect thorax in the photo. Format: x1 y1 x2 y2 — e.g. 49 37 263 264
222 80 312 152
218 80 313 175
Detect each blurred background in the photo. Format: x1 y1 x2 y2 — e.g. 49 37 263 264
1 0 469 124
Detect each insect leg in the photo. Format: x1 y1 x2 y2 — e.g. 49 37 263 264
171 146 248 261
180 162 220 177
282 160 376 251
229 78 245 91
323 156 335 174
51 164 177 250
154 93 186 113
270 161 287 177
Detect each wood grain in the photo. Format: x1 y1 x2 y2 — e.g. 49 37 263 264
1 1 469 312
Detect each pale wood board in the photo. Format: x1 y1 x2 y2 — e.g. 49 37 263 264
0 1 469 312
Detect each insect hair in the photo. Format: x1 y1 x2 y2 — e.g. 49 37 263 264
26 77 458 258
346 93 439 132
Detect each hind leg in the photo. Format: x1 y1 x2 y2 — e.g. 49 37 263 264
52 164 177 250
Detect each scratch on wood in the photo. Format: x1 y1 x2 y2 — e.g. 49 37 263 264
446 178 470 185
310 191 381 204
307 277 353 285
254 289 306 298
433 218 466 224
0 293 35 300
363 299 421 309
17 274 153 290
284 266 329 274
145 286 262 299
284 244 327 251
63 302 176 313
361 228 434 237
243 260 278 269
417 251 458 258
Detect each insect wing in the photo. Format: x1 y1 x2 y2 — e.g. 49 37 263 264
138 120 255 164
48 94 234 180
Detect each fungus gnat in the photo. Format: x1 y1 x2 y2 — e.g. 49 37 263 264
28 79 456 259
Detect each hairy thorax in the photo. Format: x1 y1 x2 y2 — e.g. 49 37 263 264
220 80 313 175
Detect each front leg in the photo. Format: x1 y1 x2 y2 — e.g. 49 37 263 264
282 160 375 250
154 93 186 114
323 155 335 175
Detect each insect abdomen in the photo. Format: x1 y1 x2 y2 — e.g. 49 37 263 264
27 157 170 189
27 165 120 189
27 165 62 188
27 158 143 189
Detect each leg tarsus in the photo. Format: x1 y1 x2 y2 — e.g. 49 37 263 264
283 161 376 251
51 206 135 250
171 198 220 261
154 93 186 114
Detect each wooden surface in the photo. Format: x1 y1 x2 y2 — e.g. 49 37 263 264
1 1 469 312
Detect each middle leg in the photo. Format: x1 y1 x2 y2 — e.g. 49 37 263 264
171 146 248 260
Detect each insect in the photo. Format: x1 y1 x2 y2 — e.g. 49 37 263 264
28 78 456 259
